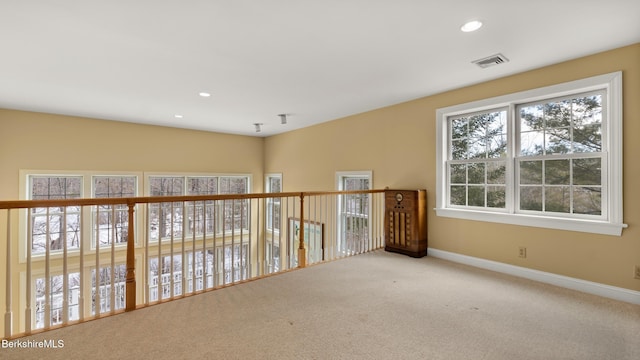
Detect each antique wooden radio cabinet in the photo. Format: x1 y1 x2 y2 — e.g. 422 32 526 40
384 189 428 257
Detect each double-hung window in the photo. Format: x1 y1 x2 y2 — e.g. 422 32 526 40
436 72 625 236
337 171 372 254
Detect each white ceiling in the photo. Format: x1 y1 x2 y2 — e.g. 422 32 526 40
1 1 639 137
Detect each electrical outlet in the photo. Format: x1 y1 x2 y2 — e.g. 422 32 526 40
518 247 527 259
634 265 640 279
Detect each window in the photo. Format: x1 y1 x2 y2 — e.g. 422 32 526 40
91 264 127 314
436 72 625 235
25 172 138 328
93 176 137 247
265 174 282 273
34 273 80 329
337 171 372 254
449 109 508 209
518 93 604 215
147 246 249 301
26 173 140 255
148 176 186 240
29 176 82 255
148 254 184 301
219 177 250 232
265 174 282 231
147 175 250 242
22 171 250 325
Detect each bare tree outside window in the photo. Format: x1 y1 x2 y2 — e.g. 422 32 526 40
265 175 282 273
35 273 80 329
266 176 282 231
219 177 249 231
30 176 82 254
93 176 136 246
149 177 184 240
148 176 250 241
339 175 371 254
91 265 126 314
186 177 217 236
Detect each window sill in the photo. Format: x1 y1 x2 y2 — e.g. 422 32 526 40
435 208 627 236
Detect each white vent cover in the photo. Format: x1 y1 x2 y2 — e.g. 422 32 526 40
472 53 509 68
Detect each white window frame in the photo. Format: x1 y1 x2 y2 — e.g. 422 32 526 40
336 171 373 253
264 173 283 273
435 72 626 236
265 173 282 232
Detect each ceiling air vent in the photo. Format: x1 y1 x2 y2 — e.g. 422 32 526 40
472 53 509 68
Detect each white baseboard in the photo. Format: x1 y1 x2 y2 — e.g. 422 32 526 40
427 248 640 305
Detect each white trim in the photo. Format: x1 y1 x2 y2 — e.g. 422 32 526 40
608 72 624 225
335 171 373 255
265 173 283 193
264 173 283 233
335 170 373 190
427 248 640 305
143 172 253 196
435 71 626 235
435 208 626 236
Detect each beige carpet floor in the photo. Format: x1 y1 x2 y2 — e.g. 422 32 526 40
2 250 639 360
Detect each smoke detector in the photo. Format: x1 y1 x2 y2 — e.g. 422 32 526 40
472 53 509 68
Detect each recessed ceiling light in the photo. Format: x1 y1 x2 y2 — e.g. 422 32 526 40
174 114 183 119
199 92 211 97
461 20 483 32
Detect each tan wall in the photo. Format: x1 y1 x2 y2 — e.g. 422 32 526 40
265 43 640 291
0 110 265 196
